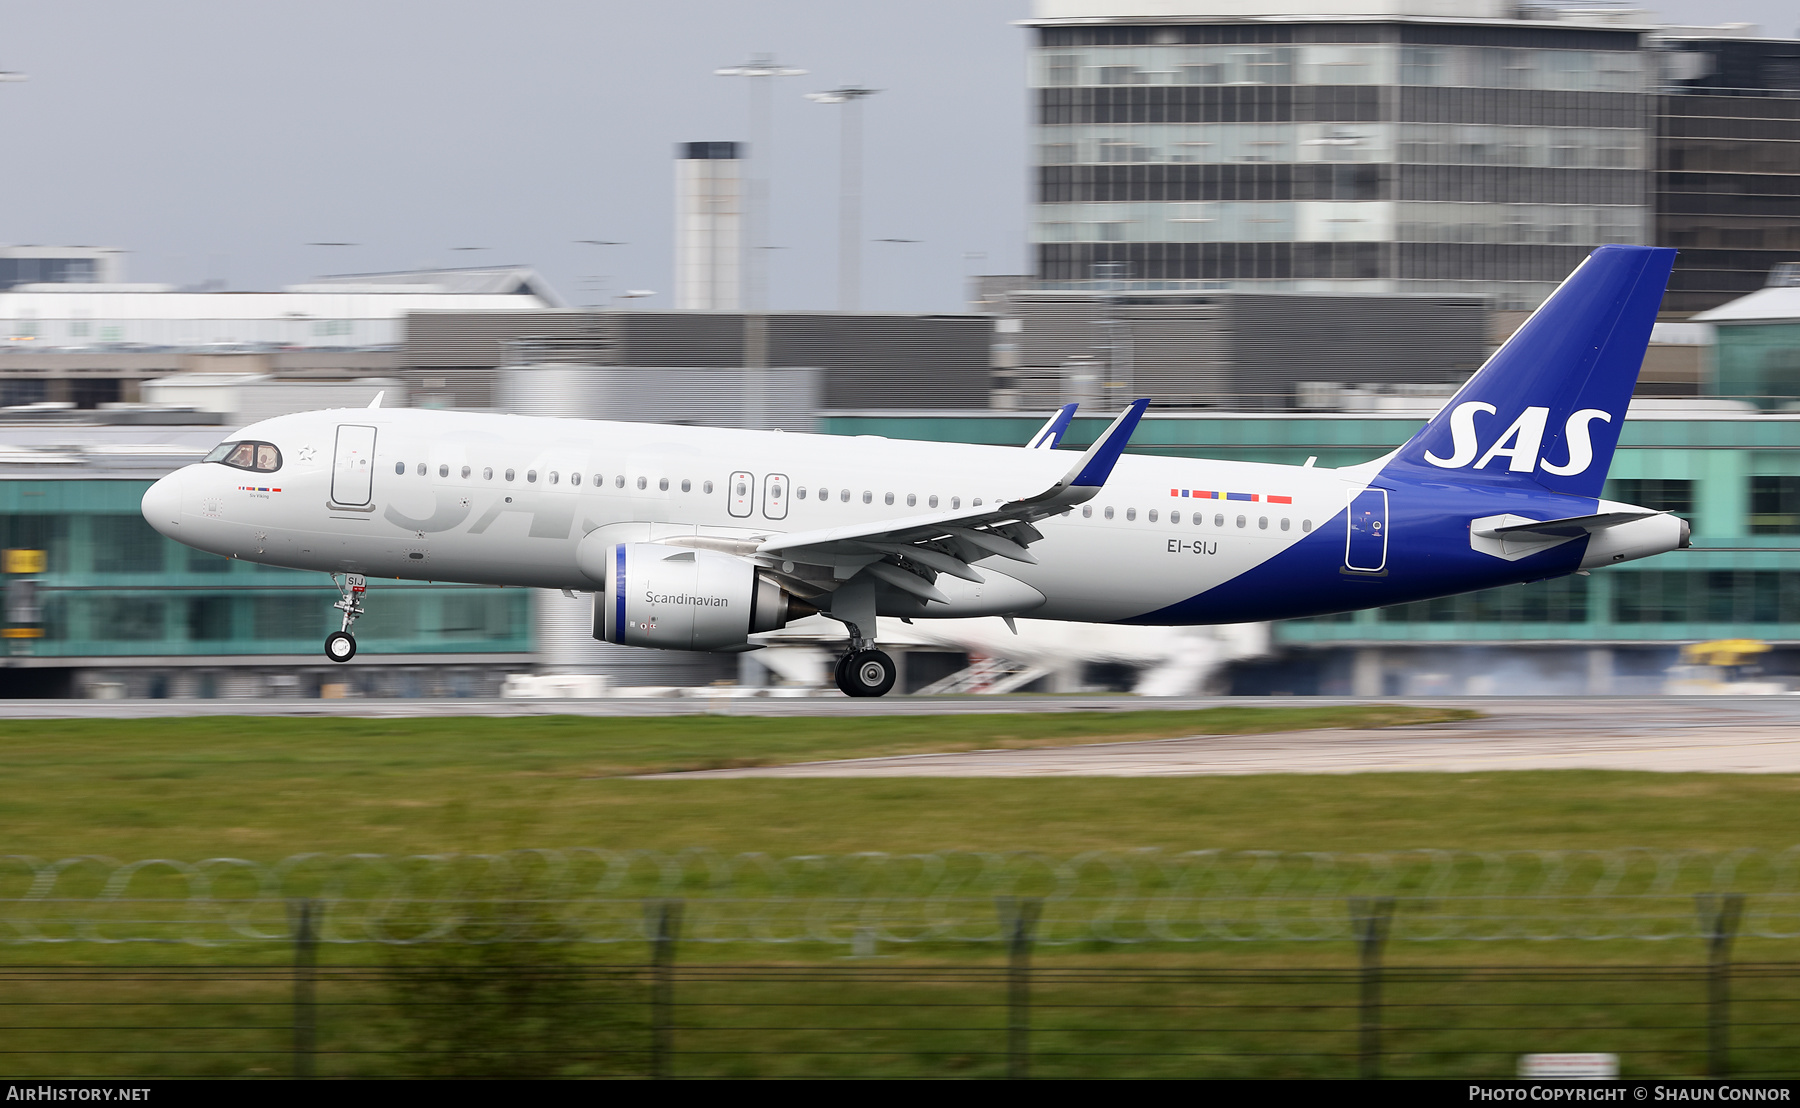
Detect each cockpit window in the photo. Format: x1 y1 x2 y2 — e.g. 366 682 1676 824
205 440 282 473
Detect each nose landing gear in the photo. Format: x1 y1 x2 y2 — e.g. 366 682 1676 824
325 573 367 663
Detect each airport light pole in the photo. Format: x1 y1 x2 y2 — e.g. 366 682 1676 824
805 85 880 312
716 55 805 431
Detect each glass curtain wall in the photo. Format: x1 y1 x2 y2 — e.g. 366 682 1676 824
1031 22 1652 308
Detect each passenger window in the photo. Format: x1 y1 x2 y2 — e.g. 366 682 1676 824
1214 514 1225 527
884 492 894 506
1170 510 1180 524
484 467 493 480
592 474 602 486
929 495 938 508
642 477 651 491
681 479 691 492
951 497 961 509
1148 509 1158 523
1280 518 1289 531
1302 519 1313 532
1193 513 1203 526
659 478 669 491
394 461 405 475
1082 505 1092 518
571 472 581 486
840 489 850 503
1104 506 1114 520
1126 508 1137 521
704 480 714 494
862 491 872 504
973 499 982 507
1258 516 1268 529
527 470 538 483
549 471 559 484
462 466 472 479
797 487 808 499
438 464 449 478
1236 515 1246 528
417 463 426 476
616 475 626 489
907 493 916 507
505 468 516 482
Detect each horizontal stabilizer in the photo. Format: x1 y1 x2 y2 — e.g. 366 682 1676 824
1475 510 1658 541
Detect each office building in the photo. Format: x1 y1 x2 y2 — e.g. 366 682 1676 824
1025 0 1653 310
1651 30 1800 315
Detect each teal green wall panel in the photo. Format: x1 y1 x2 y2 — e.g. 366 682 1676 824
2 479 531 659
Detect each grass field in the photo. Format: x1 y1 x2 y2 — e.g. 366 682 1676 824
5 705 1800 1078
2 705 1797 860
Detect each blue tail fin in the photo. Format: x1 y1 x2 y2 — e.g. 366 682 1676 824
1391 244 1675 498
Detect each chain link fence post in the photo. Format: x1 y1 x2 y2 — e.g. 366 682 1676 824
997 896 1042 1081
648 898 683 1080
1697 893 1746 1079
1351 897 1395 1081
289 898 319 1080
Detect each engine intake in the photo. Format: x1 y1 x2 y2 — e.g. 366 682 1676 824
594 543 803 651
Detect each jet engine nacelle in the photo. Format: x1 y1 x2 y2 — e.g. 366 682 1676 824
594 543 799 651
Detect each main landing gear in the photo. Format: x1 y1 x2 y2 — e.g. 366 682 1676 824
833 619 897 698
834 650 897 697
325 573 367 663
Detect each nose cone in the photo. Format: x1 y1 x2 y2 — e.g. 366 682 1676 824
141 470 185 537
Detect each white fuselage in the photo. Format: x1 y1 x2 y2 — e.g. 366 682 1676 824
144 407 1356 625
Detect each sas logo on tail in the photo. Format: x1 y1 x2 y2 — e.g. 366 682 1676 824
1424 403 1611 476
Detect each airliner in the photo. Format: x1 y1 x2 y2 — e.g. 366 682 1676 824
141 245 1687 696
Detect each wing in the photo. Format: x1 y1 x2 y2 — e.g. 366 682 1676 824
756 399 1149 604
1025 403 1079 450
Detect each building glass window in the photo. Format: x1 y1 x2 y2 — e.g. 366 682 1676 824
91 516 165 573
1613 570 1800 624
1382 574 1589 623
1607 479 1694 520
1750 477 1800 534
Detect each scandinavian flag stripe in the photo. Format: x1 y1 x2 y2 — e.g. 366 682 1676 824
1171 489 1290 504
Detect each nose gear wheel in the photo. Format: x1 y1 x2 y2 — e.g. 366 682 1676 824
325 630 356 663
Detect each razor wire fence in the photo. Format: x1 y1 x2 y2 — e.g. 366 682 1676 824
8 848 1800 947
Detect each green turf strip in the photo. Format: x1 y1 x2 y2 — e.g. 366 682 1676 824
3 706 1800 860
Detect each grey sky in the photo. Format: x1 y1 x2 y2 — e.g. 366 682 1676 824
0 1 1792 313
